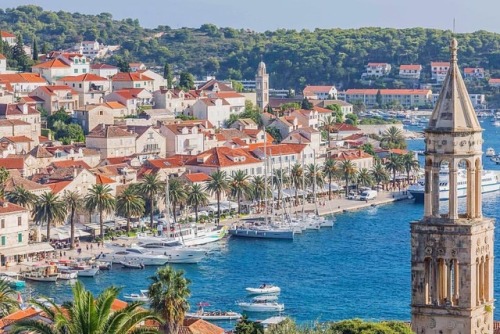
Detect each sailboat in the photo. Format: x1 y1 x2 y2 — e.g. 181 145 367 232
229 138 295 240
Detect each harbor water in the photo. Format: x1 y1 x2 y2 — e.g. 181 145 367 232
22 118 500 324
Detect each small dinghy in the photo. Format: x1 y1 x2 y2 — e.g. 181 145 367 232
245 284 280 295
187 302 242 321
123 290 149 302
120 261 145 269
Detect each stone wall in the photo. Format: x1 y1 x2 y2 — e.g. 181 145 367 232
357 123 404 135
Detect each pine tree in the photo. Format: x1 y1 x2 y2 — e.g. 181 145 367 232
12 33 31 71
32 37 38 61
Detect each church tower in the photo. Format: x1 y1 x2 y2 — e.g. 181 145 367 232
411 39 494 334
255 60 269 111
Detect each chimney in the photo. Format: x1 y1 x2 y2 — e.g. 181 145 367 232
20 104 28 114
73 168 78 179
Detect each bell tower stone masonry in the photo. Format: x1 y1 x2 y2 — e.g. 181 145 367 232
411 39 494 333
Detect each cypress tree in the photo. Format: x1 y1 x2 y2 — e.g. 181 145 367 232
163 62 173 88
32 37 38 61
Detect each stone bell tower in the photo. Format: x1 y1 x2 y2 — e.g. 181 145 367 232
411 39 494 334
255 60 269 111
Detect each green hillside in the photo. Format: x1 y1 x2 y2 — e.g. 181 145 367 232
1 5 500 94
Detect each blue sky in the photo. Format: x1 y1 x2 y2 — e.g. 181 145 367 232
1 0 499 33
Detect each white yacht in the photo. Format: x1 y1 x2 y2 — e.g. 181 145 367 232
408 168 500 202
486 147 495 157
238 300 285 312
135 236 206 264
99 247 170 266
160 221 227 246
124 290 149 302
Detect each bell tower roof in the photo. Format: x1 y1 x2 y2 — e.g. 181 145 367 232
426 38 481 133
257 61 266 75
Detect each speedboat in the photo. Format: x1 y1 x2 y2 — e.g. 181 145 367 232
58 270 78 280
121 261 145 269
136 237 206 264
123 290 149 302
186 302 242 320
252 295 279 302
238 300 285 312
76 266 100 277
245 284 281 295
486 147 495 157
99 247 170 266
408 167 500 202
0 272 26 288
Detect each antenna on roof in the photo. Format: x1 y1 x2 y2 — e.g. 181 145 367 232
453 17 456 35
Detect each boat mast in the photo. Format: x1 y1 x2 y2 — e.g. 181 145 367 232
313 149 319 216
263 132 268 224
301 152 305 217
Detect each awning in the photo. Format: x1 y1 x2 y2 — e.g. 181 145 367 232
0 243 54 257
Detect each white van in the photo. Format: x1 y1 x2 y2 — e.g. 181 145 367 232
359 190 377 201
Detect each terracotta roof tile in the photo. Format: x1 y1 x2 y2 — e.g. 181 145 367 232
58 74 107 82
0 158 24 169
51 160 91 169
32 59 70 69
399 64 422 71
303 85 335 93
0 201 28 215
47 181 72 194
91 63 118 70
112 72 152 82
96 174 116 184
183 172 210 183
0 307 40 329
186 147 261 168
1 135 33 143
87 124 136 138
0 31 15 38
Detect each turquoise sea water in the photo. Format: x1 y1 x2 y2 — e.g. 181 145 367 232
22 118 500 325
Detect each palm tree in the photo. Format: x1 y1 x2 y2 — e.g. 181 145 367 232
357 168 373 188
229 170 250 214
289 163 303 205
12 281 160 334
6 186 36 209
381 126 406 149
205 171 229 226
63 190 82 250
0 167 9 199
385 153 404 188
149 266 191 334
168 178 187 224
139 174 165 229
84 184 115 241
32 192 66 242
402 153 420 184
323 159 339 200
321 115 336 147
0 279 19 317
186 184 208 224
271 168 288 209
116 186 145 234
249 175 267 212
371 161 390 190
306 163 324 195
340 160 357 196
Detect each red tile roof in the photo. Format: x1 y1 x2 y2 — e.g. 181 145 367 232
47 181 72 194
399 64 422 71
96 174 116 184
180 318 224 334
103 101 126 109
0 119 31 127
0 307 40 329
87 124 136 138
303 85 335 93
0 31 15 38
0 201 28 214
184 172 211 183
0 54 5 60
51 160 91 169
380 89 431 95
331 123 361 132
112 72 152 82
0 73 46 84
489 78 500 84
36 85 77 96
332 149 372 161
345 89 378 95
251 143 307 156
213 92 244 99
59 74 107 82
431 62 450 67
464 67 484 74
187 147 261 168
0 158 24 170
91 63 118 70
32 59 70 69
1 135 33 143
367 62 389 66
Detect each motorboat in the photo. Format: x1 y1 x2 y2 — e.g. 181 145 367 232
408 168 500 202
120 261 145 269
245 284 281 295
0 272 26 288
22 265 59 282
486 147 495 157
186 303 242 321
58 270 78 280
160 221 228 246
229 224 294 240
238 300 285 312
135 237 206 264
99 247 170 266
98 262 112 271
123 290 149 302
252 295 279 302
76 266 100 277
